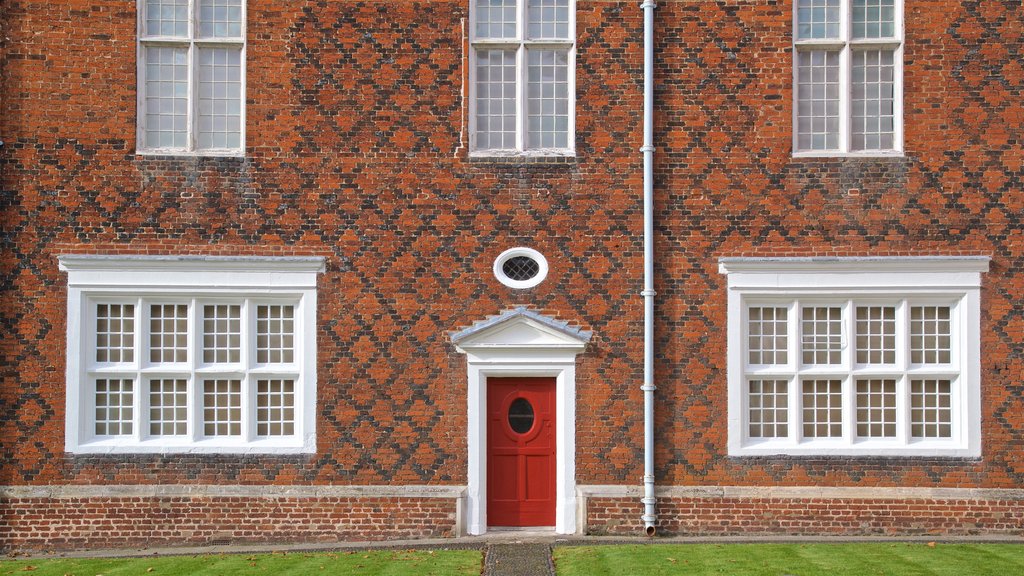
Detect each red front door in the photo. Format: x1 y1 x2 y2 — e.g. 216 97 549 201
487 377 557 527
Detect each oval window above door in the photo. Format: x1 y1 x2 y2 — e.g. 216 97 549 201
508 398 535 434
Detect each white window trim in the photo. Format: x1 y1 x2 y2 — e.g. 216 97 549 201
136 0 247 157
468 0 577 157
493 247 549 289
792 0 904 157
720 257 988 457
59 255 324 454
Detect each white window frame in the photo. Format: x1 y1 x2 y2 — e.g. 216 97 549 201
137 0 247 157
493 247 549 289
59 255 323 454
792 0 904 157
720 257 988 457
469 0 576 157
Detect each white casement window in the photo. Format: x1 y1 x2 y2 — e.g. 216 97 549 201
720 257 988 457
137 0 246 156
470 0 575 156
793 0 903 155
59 256 324 454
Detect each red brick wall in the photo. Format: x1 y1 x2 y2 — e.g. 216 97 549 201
0 0 1022 540
587 496 1024 536
0 496 457 552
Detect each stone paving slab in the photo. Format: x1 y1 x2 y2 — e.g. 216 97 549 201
9 533 1022 561
484 543 553 576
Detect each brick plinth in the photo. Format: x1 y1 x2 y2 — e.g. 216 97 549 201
586 496 1024 537
0 495 458 552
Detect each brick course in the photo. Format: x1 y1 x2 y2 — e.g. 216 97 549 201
1 0 1022 549
0 496 456 551
587 495 1024 536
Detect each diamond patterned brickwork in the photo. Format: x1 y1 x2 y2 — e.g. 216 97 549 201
0 0 1022 500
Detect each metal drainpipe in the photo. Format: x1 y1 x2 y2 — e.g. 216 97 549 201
640 0 658 537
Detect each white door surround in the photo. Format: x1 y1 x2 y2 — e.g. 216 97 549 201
452 307 591 535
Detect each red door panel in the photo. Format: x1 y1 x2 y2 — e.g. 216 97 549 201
487 377 556 527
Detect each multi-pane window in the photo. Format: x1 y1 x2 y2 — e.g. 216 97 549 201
138 0 245 154
722 258 985 456
739 298 966 451
84 297 301 446
62 256 322 454
471 0 574 154
794 0 902 154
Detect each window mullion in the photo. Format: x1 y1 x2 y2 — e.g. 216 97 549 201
789 300 802 444
517 0 527 151
189 297 200 442
241 299 254 441
132 297 144 443
788 375 800 445
841 0 851 153
188 43 197 153
517 44 527 152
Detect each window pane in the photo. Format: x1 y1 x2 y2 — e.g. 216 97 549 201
96 303 135 363
197 47 243 151
853 0 896 39
198 0 244 39
475 0 517 39
145 46 189 150
95 379 134 436
851 50 896 151
911 379 952 438
203 379 242 436
256 305 295 363
748 306 788 365
802 379 842 438
796 50 840 151
150 378 188 436
203 304 241 363
256 379 296 436
145 0 188 37
527 49 570 149
855 305 896 364
748 380 789 438
911 306 952 364
796 0 840 40
801 306 842 365
856 379 897 438
528 0 570 40
150 304 189 363
475 49 518 150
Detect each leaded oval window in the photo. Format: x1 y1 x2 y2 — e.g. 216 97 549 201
493 247 549 289
502 255 540 281
508 398 535 434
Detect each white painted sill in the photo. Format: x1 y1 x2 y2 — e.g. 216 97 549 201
792 150 905 159
70 437 312 455
136 148 246 159
730 444 979 458
469 148 576 159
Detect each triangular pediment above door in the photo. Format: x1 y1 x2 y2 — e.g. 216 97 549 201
451 307 591 352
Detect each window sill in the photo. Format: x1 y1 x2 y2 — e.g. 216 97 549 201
69 437 313 455
136 149 246 159
792 150 905 159
468 149 576 164
730 441 977 458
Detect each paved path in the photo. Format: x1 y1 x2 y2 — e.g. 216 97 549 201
484 543 554 576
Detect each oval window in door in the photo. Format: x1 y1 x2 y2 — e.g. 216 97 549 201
508 398 535 434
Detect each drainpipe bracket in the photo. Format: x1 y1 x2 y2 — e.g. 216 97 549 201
641 384 657 392
640 289 657 297
640 145 656 153
640 0 656 9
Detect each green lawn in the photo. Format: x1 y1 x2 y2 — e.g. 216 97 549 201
0 549 481 576
554 543 1024 576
